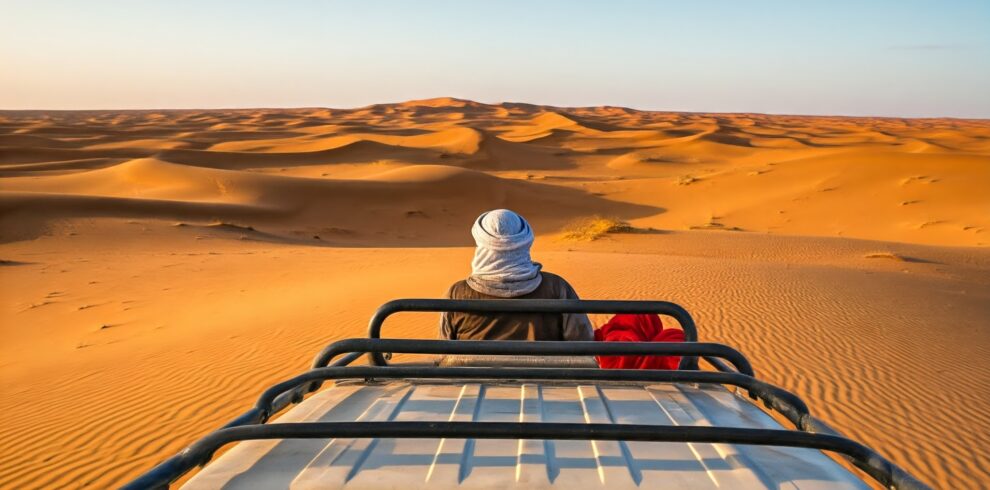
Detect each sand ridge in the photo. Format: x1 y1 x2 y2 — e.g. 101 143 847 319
1 99 989 488
3 99 986 246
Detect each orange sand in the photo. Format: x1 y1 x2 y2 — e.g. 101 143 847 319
1 98 989 488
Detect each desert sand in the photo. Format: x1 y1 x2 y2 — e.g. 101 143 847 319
1 98 989 489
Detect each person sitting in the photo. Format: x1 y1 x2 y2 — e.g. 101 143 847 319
439 209 594 341
594 313 685 369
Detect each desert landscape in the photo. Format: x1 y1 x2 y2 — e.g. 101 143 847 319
1 97 989 488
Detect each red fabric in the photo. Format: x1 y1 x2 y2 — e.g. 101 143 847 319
594 314 685 370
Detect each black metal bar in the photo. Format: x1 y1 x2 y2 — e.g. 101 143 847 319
186 353 366 459
703 355 736 373
123 351 368 489
364 299 699 369
314 338 745 372
124 422 929 490
304 338 751 394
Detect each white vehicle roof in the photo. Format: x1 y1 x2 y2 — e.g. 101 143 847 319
183 376 870 489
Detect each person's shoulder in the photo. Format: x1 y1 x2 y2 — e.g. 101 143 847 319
445 279 474 299
538 271 574 290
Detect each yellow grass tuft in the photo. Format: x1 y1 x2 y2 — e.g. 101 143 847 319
562 215 634 241
864 252 906 261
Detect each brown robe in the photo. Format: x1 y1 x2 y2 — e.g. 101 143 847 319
439 272 594 341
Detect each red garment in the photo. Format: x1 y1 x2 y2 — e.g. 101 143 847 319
594 313 685 370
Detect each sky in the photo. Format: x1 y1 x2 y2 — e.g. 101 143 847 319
2 0 989 117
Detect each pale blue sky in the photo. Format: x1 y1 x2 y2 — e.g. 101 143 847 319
2 0 988 117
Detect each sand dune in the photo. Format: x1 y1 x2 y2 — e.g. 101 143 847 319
0 156 656 245
1 99 989 489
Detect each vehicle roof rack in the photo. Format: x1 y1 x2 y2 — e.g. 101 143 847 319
123 299 930 490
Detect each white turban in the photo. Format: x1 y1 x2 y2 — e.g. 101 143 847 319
466 209 543 297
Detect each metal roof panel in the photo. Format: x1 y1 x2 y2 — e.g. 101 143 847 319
183 379 870 489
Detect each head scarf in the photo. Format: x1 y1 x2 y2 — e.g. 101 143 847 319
466 209 543 297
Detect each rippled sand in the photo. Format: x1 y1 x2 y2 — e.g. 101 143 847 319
1 99 989 488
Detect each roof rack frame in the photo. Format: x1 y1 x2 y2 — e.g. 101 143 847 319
125 359 926 490
122 299 930 490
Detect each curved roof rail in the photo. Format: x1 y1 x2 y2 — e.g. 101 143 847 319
366 298 699 368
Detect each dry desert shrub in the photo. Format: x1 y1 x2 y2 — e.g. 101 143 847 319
562 215 634 241
864 252 906 261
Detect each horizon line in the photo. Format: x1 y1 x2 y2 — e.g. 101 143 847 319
1 97 987 121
